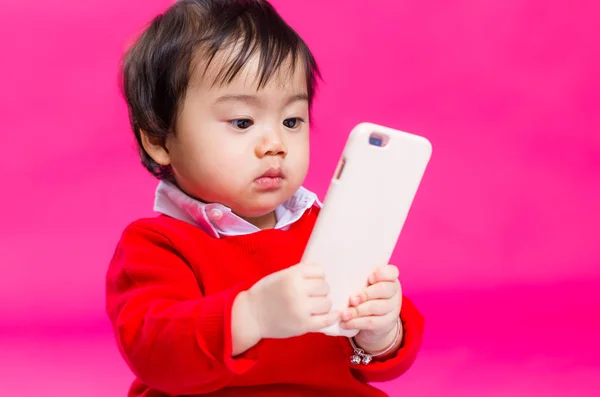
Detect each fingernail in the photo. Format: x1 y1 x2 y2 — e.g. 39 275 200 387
369 275 375 284
351 296 360 305
342 310 352 321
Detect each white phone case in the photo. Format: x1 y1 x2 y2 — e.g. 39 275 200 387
301 122 432 337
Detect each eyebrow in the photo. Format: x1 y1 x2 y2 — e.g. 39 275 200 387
214 93 309 107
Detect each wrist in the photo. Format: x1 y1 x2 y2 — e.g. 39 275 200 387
231 290 262 356
242 288 265 340
354 319 403 356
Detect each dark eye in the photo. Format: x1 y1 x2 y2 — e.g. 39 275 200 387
229 119 254 129
283 117 304 129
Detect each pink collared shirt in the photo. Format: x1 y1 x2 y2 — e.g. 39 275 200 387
153 180 322 238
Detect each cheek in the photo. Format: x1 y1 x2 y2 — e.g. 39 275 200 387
286 135 310 183
188 147 243 181
298 147 310 175
291 134 310 164
167 141 218 188
172 125 234 171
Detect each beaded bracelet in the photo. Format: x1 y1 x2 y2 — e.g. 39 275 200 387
349 318 402 365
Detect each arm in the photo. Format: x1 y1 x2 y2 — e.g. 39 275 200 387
105 223 260 395
340 297 424 383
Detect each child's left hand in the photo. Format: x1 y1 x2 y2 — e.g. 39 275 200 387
340 264 402 354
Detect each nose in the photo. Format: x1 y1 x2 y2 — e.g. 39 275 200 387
255 126 287 158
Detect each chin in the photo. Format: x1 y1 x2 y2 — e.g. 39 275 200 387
236 193 290 218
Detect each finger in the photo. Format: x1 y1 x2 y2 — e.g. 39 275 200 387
340 313 397 331
368 264 399 284
342 299 392 321
309 297 333 315
301 263 325 279
308 310 341 332
305 279 330 297
349 281 398 306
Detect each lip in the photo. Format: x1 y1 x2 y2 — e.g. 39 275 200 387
259 167 284 179
254 167 285 190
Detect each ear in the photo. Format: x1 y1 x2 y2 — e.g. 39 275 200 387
140 131 171 166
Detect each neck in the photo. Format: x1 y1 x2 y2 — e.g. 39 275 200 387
241 211 277 230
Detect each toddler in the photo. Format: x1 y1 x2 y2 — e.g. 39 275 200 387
106 1 424 396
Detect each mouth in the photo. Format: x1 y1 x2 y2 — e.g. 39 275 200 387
254 167 285 190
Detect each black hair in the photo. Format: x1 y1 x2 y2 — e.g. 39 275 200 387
122 0 321 179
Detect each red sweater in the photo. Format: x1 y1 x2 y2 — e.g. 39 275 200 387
106 206 424 397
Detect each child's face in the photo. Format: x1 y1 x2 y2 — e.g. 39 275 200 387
155 52 310 221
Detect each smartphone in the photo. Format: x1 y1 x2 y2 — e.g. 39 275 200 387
301 122 432 337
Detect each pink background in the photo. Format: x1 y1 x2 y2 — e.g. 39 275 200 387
1 0 599 396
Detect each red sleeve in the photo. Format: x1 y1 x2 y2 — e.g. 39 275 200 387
339 297 424 383
105 222 258 395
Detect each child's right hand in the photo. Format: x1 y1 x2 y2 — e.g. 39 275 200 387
246 263 340 339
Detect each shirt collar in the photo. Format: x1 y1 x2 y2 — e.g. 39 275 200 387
153 180 321 238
